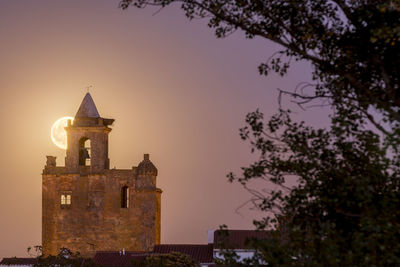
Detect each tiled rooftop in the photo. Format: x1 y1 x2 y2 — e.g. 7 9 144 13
0 257 37 265
153 244 214 263
93 251 151 266
214 229 271 249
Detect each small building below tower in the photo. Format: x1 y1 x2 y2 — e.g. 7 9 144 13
42 93 162 257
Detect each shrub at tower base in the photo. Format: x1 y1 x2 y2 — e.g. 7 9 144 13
27 247 99 267
145 252 198 267
121 1 400 265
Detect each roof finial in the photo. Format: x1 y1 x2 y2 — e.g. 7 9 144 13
85 85 93 93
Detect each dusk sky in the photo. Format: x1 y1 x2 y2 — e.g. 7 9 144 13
0 1 329 258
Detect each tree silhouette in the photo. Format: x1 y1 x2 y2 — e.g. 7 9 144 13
121 1 400 265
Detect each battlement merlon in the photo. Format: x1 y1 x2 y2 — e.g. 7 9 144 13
43 154 158 181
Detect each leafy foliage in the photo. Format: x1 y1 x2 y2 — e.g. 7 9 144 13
29 247 99 267
27 245 43 258
120 0 400 265
230 109 400 265
145 252 198 266
120 0 400 136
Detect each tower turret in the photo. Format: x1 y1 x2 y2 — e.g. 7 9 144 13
65 93 114 173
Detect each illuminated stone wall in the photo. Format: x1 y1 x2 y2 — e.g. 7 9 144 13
42 156 161 256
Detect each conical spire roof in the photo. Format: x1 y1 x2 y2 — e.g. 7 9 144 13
75 93 100 118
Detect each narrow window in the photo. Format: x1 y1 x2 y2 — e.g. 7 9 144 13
79 138 91 166
121 186 129 208
61 194 71 206
66 194 71 205
61 195 66 205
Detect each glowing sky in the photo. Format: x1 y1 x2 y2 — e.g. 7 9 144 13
0 0 328 258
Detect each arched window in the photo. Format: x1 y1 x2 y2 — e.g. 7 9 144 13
66 194 71 204
79 138 91 166
121 186 129 208
61 193 71 206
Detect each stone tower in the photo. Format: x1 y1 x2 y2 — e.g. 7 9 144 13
42 93 162 257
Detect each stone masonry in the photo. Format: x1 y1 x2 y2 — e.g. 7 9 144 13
42 93 161 257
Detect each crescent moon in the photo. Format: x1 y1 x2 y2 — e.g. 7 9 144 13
51 117 74 149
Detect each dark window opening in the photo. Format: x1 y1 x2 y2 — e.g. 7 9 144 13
79 138 91 166
121 186 129 208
